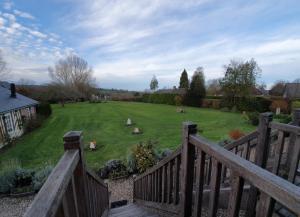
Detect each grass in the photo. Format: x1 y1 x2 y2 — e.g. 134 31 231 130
0 102 255 169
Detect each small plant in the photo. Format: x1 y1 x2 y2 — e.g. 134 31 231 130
131 140 157 173
292 100 300 109
98 159 127 179
0 159 21 194
32 165 53 191
274 114 292 124
248 112 259 126
229 129 245 140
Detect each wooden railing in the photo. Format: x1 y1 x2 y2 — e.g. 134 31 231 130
134 110 300 217
24 131 109 217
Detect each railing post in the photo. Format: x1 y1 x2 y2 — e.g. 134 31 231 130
292 108 300 126
180 122 197 217
246 112 273 217
63 131 89 217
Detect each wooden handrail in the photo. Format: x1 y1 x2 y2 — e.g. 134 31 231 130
134 111 300 217
24 131 109 217
190 134 300 214
24 150 80 217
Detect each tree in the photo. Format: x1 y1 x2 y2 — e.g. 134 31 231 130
150 75 158 91
269 80 287 96
190 67 206 97
184 67 206 106
179 69 189 89
0 50 9 79
48 54 95 103
220 59 261 104
206 78 222 96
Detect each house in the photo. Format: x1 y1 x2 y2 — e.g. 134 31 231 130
0 83 38 148
283 83 300 100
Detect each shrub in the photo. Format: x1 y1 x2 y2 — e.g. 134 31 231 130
32 165 53 191
24 115 45 133
274 114 292 124
220 97 271 112
229 129 245 140
14 168 34 188
0 159 21 194
248 112 259 126
36 102 52 117
126 154 137 174
174 95 183 106
131 140 157 173
292 100 300 109
270 100 290 114
98 160 127 179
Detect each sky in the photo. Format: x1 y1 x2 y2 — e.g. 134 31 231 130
0 0 300 90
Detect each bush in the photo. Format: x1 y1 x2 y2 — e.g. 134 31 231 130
220 97 272 112
24 115 45 133
202 99 221 109
292 100 300 109
126 154 137 174
229 129 245 140
36 102 52 117
98 160 127 179
32 165 53 191
274 114 292 124
14 168 34 188
0 159 21 194
131 140 157 173
248 112 259 126
141 93 178 105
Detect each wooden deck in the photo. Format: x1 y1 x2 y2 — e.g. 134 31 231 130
108 204 159 217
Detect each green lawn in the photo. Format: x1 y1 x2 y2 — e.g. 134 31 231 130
0 102 255 169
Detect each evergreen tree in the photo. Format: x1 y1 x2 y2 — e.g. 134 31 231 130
179 69 189 89
189 67 206 98
150 75 158 91
184 67 206 106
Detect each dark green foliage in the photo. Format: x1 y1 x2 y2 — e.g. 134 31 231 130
140 93 178 105
248 112 259 126
150 75 158 90
14 168 34 188
126 154 137 174
0 170 16 193
274 114 292 124
98 160 127 179
179 69 189 89
220 97 271 112
24 115 45 133
185 67 206 107
32 165 53 191
220 59 261 106
36 102 52 117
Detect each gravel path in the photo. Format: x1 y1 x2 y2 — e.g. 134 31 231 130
0 195 34 217
107 176 134 203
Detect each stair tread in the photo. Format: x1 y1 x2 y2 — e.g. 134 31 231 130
108 204 159 217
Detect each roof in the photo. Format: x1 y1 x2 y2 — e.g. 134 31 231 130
0 86 38 114
284 83 300 99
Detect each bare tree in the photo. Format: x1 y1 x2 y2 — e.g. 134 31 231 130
48 54 96 103
0 50 9 79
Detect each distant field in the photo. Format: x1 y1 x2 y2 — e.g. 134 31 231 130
0 102 255 169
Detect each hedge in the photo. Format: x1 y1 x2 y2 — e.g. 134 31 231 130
139 93 178 105
221 97 272 112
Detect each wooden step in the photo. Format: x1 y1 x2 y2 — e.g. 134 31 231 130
108 203 160 217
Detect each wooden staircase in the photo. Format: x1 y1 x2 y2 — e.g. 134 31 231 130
108 204 159 217
23 109 300 217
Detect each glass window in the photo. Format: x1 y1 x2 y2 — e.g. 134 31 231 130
4 114 13 132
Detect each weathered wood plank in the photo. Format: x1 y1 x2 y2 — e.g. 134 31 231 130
227 173 244 217
208 158 222 217
189 134 300 214
193 150 206 217
179 122 197 217
24 150 79 217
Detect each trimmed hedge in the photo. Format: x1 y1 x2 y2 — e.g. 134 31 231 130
36 102 52 117
139 93 178 105
221 97 272 112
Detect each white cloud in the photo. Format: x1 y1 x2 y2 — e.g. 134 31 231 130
3 0 13 10
13 9 35 20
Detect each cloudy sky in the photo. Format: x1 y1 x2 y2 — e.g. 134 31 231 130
0 0 300 90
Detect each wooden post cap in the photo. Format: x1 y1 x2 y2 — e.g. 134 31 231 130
63 131 83 150
182 122 197 134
